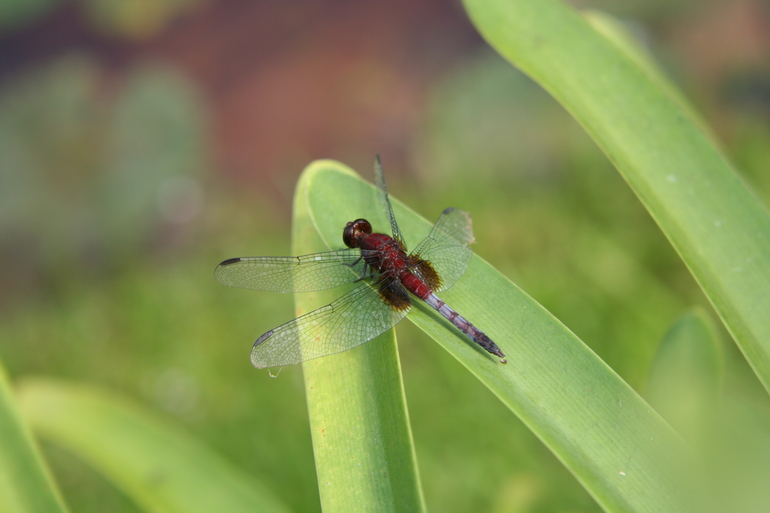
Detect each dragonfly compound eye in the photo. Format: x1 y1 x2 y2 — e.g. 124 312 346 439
343 219 372 248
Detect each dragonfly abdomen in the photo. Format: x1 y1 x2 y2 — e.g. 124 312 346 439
420 289 507 364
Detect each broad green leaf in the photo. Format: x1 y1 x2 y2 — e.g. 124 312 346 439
295 163 426 513
0 365 67 513
298 161 692 513
646 309 722 440
462 0 770 393
17 379 291 513
582 10 710 137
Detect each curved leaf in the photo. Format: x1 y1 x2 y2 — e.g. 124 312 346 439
17 379 291 513
300 161 692 513
461 0 770 395
646 309 723 439
0 365 67 513
295 162 426 513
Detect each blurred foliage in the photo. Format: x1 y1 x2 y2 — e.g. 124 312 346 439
645 312 770 512
0 1 769 512
0 0 61 32
646 309 722 440
80 0 202 39
0 56 206 299
0 0 200 38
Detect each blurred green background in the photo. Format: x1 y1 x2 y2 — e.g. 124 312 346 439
1 0 769 512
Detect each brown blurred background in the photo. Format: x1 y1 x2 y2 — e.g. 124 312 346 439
2 0 767 191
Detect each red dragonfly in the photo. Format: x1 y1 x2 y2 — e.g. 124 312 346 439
215 157 506 368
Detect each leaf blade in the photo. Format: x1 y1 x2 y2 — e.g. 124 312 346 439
303 161 693 513
0 365 68 513
646 309 723 439
295 161 426 513
461 0 770 393
17 379 291 513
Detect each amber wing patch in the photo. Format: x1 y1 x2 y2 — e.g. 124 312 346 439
376 275 412 311
411 256 442 292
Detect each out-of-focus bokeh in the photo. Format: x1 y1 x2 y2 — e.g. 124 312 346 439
1 0 769 511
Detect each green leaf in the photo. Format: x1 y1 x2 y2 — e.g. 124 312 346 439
646 309 723 439
17 379 291 513
0 365 68 513
581 10 710 137
298 161 692 513
455 1 770 508
461 0 770 392
294 162 426 513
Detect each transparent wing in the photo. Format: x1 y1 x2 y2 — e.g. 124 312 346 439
250 281 411 368
374 155 406 248
214 249 366 293
410 208 474 292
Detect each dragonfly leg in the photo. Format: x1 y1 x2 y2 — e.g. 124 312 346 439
342 254 374 283
345 254 364 268
353 265 376 283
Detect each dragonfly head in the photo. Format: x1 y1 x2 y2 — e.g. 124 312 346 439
343 218 372 248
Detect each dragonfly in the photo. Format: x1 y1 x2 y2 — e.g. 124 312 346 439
215 157 506 369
